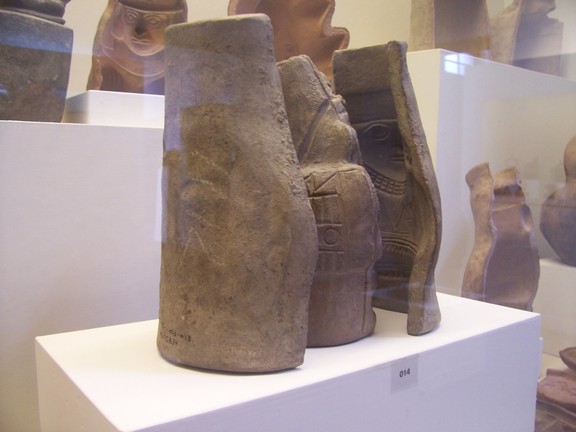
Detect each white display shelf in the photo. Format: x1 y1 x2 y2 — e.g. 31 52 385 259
0 120 163 432
36 294 541 432
534 258 576 356
63 90 164 128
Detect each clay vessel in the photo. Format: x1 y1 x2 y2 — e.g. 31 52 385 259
536 347 576 431
491 0 562 76
333 41 442 336
462 163 539 311
0 1 72 121
409 0 491 58
158 14 318 373
541 136 576 266
87 0 187 94
278 55 381 347
228 0 348 81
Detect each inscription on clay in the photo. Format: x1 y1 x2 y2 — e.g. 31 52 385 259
279 55 381 347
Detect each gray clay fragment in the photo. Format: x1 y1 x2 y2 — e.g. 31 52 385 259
0 6 72 121
333 41 442 336
409 0 491 58
278 55 381 347
158 14 318 373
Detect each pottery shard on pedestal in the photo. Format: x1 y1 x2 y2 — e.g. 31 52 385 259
540 136 576 266
158 14 318 373
409 0 491 58
333 41 442 336
462 163 539 311
87 0 188 94
0 1 72 121
228 0 348 81
278 55 381 347
491 0 563 76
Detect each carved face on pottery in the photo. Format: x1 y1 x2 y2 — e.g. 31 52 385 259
107 0 187 57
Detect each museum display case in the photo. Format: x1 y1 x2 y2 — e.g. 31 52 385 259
2 1 576 431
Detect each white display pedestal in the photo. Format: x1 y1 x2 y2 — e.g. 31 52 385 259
0 120 163 432
63 90 164 128
36 294 541 432
534 258 576 355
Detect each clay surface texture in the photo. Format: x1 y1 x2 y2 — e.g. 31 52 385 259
333 41 442 336
87 0 187 94
409 0 491 58
228 0 348 81
462 163 539 311
0 7 72 121
540 136 576 266
158 14 318 373
278 55 381 347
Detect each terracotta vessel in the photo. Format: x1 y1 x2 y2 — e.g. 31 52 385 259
540 136 576 266
537 347 576 431
409 0 491 58
0 0 72 121
158 14 318 373
228 0 348 81
491 0 562 76
333 41 442 336
462 163 539 311
278 55 381 347
87 0 187 94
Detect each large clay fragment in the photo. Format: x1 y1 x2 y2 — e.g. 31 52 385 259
462 163 539 311
409 0 491 58
278 55 381 347
491 0 563 76
0 0 72 121
87 0 187 94
158 14 318 373
541 136 576 266
333 41 442 336
228 0 348 81
536 347 576 431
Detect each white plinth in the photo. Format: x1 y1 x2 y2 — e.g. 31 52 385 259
63 91 164 128
0 120 163 432
36 294 541 432
534 258 576 355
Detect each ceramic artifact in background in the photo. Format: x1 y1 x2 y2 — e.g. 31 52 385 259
462 163 539 311
409 0 491 59
87 0 187 94
540 136 576 266
491 0 563 76
228 0 348 81
333 41 442 336
278 55 381 347
158 14 318 373
0 0 72 121
537 347 576 431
